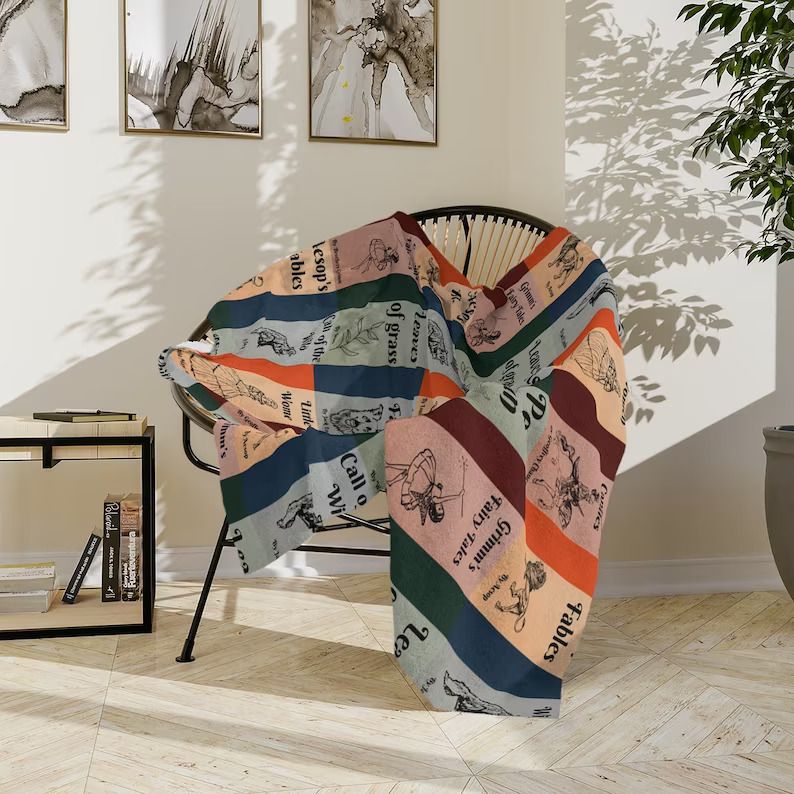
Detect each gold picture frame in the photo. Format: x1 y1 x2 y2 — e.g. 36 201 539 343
0 0 69 132
123 0 263 140
308 0 438 146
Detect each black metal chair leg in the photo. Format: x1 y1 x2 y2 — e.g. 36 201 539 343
176 517 229 663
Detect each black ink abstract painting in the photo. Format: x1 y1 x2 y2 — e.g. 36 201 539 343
310 0 436 144
0 0 67 130
124 0 261 138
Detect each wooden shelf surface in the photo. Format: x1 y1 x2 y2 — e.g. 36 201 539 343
0 589 143 633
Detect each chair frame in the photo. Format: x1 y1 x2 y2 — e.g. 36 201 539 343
172 205 554 662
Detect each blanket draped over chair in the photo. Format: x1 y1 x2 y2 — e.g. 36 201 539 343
160 211 626 718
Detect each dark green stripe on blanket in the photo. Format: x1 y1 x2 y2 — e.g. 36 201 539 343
390 518 562 700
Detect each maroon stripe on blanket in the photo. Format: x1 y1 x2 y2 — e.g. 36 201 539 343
427 398 526 517
551 370 625 480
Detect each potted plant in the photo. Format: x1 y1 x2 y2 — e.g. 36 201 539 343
680 0 793 597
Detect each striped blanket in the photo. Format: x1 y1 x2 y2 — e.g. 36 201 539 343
160 212 626 717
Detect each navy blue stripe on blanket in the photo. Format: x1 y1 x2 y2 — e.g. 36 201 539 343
222 429 370 524
390 518 562 700
314 365 426 399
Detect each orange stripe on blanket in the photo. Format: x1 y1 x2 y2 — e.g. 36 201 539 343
553 308 621 366
525 500 599 596
420 370 466 399
205 353 315 391
522 227 571 272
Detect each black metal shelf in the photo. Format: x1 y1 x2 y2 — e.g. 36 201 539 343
0 426 156 640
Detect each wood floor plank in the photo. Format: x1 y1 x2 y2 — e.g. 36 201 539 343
621 687 739 763
665 591 781 653
627 758 788 794
558 763 707 794
639 593 751 653
482 657 681 774
553 669 711 767
480 770 605 794
713 597 794 650
616 595 710 641
690 704 777 757
695 751 794 793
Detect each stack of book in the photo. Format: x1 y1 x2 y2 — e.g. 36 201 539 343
0 562 57 614
102 493 142 603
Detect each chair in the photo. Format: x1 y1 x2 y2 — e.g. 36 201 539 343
172 205 555 662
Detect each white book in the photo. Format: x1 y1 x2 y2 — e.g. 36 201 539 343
0 589 57 613
0 562 56 593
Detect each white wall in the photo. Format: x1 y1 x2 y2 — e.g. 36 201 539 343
0 0 566 575
566 0 785 572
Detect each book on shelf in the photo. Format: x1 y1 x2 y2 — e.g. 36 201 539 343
102 495 122 603
32 410 137 423
62 533 102 604
120 494 142 602
0 590 57 614
0 561 55 593
0 415 147 461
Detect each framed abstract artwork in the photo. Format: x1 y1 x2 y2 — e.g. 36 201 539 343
0 0 68 131
310 0 437 145
124 0 262 138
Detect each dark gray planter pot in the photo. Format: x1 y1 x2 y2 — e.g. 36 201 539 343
764 426 794 600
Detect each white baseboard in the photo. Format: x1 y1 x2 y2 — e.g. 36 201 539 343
2 548 784 598
164 549 783 597
595 554 785 598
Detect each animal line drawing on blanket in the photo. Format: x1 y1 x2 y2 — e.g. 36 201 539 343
385 449 466 525
443 672 510 716
550 235 585 286
329 406 384 434
252 327 296 357
531 431 600 529
495 560 548 632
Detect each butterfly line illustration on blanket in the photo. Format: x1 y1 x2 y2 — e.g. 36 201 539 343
573 330 621 394
385 449 466 525
495 560 548 632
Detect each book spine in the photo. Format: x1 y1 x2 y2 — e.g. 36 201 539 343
120 498 141 602
63 533 102 604
102 499 121 602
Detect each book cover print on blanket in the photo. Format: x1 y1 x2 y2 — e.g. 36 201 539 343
159 211 626 718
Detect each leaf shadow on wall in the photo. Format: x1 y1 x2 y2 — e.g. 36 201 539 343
1 18 303 573
566 0 762 423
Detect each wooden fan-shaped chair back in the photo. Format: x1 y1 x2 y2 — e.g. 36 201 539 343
412 205 554 288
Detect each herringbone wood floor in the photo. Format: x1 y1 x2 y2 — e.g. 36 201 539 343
1 575 793 793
